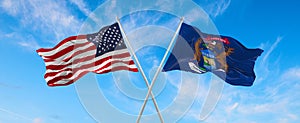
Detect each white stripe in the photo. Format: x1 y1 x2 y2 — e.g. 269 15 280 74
38 39 89 57
45 49 130 71
45 57 135 81
43 42 94 60
45 50 95 66
95 64 137 73
45 56 133 77
45 48 128 66
50 61 137 85
40 41 93 60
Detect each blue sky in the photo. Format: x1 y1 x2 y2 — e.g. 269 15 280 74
1 0 300 123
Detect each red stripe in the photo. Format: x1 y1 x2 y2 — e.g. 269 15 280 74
37 34 140 87
93 60 135 73
41 41 92 59
44 68 73 78
63 55 95 67
62 45 96 62
44 58 135 78
46 60 136 86
36 35 86 53
42 47 94 63
45 49 130 66
97 66 139 74
47 71 89 87
46 52 131 70
43 59 55 62
48 66 138 87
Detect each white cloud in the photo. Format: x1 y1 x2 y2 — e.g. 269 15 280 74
263 67 300 100
181 60 300 122
0 107 32 121
100 82 143 115
3 32 16 38
163 75 199 119
254 36 283 84
1 0 82 45
262 36 282 64
18 41 40 51
237 102 280 114
69 0 90 16
225 102 239 114
103 0 118 21
27 0 81 40
69 0 100 23
202 0 231 18
0 0 20 16
217 67 299 122
126 26 174 51
154 0 184 12
167 74 224 122
184 8 208 23
281 67 300 80
287 113 298 120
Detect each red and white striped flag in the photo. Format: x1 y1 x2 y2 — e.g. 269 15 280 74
37 23 138 86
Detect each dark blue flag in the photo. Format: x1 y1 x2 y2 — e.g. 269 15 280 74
163 23 263 86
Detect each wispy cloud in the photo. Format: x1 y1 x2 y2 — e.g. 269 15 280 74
69 0 91 16
205 67 299 122
0 107 32 121
3 32 16 38
254 36 282 84
262 36 282 64
0 0 82 48
162 74 200 122
69 0 100 23
0 0 20 16
185 8 208 23
198 0 231 18
103 0 118 22
26 0 81 41
161 74 218 122
180 37 299 122
18 40 40 51
281 67 300 80
154 0 184 12
126 26 174 50
225 102 239 114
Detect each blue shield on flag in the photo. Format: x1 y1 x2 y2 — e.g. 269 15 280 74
162 23 263 86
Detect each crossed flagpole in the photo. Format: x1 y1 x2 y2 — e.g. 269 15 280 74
116 17 184 123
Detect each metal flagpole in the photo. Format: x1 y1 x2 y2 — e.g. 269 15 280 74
136 17 184 123
116 17 164 123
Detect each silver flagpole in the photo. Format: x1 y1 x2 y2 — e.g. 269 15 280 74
116 17 164 123
136 17 184 123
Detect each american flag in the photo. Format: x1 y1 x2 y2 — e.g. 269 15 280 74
37 23 138 86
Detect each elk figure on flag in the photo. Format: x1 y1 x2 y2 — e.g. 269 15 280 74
37 23 138 86
163 23 263 86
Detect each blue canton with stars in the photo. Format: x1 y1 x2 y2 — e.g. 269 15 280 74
87 23 127 57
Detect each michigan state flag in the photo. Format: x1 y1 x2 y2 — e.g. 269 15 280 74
163 23 263 86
